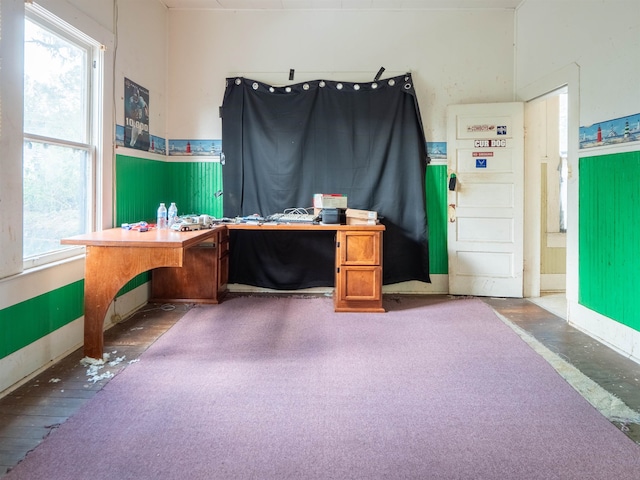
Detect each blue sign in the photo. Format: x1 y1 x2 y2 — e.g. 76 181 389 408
497 125 507 135
476 158 487 168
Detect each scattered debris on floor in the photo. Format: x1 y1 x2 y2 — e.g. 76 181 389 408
108 356 126 367
78 351 140 384
80 353 117 383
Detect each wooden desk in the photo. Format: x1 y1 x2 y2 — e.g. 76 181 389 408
63 223 384 359
62 228 223 359
227 223 385 313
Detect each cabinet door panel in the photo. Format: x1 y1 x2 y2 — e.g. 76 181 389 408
340 231 381 265
338 266 382 301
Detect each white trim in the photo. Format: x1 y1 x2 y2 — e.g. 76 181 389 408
516 63 579 304
0 316 84 396
32 0 113 46
578 141 640 158
517 64 579 104
428 158 448 166
546 232 566 248
117 144 223 163
570 301 640 366
165 155 221 163
382 277 448 295
540 273 565 292
0 0 25 279
0 255 85 310
115 145 168 162
228 276 449 296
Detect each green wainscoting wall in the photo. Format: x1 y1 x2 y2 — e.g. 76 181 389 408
0 280 84 358
114 154 224 295
579 150 640 331
115 155 224 225
426 164 448 275
114 155 448 276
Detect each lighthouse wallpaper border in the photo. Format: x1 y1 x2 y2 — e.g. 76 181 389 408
168 139 222 157
115 111 640 156
580 112 640 150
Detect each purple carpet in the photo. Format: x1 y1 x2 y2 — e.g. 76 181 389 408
5 296 640 479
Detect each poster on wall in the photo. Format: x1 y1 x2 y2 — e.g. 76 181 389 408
124 78 150 151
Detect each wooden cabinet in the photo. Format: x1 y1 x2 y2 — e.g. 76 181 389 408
217 227 229 296
151 227 228 304
334 229 384 312
151 224 382 312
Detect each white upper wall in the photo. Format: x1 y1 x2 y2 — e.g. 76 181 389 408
0 0 24 279
167 9 516 142
55 0 169 142
114 0 168 141
65 0 114 33
515 0 640 126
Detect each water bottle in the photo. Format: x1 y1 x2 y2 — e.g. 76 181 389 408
157 203 168 230
168 202 178 228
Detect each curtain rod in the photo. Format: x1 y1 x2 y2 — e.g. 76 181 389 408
229 70 412 80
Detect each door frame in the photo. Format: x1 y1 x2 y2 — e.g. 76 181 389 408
516 63 580 306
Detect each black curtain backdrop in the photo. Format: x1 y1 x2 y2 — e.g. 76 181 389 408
221 74 430 288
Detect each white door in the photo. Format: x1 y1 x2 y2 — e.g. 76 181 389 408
446 102 524 297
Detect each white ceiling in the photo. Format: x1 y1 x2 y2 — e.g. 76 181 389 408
160 0 524 10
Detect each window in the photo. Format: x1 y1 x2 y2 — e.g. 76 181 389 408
544 87 568 248
558 92 568 233
23 5 101 267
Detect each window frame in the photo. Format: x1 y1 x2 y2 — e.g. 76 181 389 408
544 88 568 249
22 3 103 270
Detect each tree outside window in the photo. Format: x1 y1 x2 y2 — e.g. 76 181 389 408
23 8 98 264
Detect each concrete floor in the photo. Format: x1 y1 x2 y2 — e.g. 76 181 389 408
484 294 640 444
1 295 639 476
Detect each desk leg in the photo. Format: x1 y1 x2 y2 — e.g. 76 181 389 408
83 245 183 359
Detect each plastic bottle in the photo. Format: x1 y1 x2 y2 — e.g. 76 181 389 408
168 202 178 228
157 203 168 230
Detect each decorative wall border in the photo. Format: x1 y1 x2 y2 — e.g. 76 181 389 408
169 139 222 157
116 125 167 155
115 125 446 163
580 112 640 150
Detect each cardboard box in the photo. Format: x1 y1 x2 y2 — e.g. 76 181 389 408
346 217 378 226
345 208 377 221
313 194 348 209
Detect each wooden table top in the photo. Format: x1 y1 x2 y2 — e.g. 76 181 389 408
61 227 220 248
226 222 385 231
61 223 384 249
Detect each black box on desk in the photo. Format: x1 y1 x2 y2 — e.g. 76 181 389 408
320 208 346 225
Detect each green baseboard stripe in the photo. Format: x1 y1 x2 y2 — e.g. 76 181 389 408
0 280 84 359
